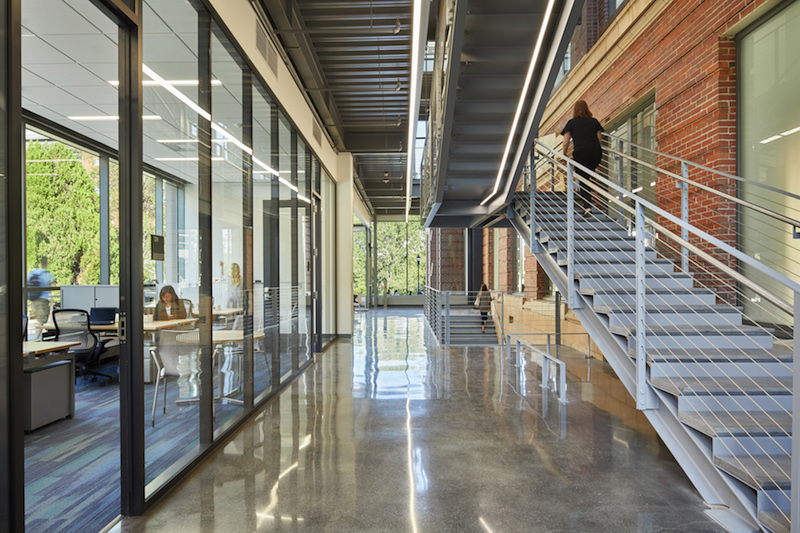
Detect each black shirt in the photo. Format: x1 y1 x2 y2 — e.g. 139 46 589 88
561 117 604 151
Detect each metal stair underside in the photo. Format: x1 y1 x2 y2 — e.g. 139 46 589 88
510 191 792 533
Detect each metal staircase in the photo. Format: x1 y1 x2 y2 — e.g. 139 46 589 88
502 137 800 533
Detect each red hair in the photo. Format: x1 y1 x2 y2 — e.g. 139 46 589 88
573 100 593 118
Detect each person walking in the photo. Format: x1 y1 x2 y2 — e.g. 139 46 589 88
27 257 54 324
561 99 604 216
475 283 492 334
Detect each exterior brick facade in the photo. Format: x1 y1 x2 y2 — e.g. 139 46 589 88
427 227 465 291
543 0 778 305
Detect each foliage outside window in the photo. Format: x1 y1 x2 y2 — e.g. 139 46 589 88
26 139 107 285
353 216 426 296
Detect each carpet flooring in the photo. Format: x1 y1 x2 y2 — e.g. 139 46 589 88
24 344 300 533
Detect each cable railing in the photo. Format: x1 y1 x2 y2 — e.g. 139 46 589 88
526 138 800 530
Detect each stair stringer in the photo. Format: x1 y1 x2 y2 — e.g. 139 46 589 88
509 213 761 531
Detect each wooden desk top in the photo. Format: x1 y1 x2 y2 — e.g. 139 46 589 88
213 307 243 317
174 330 265 345
23 340 80 356
143 318 198 331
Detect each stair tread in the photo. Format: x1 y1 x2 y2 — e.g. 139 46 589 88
759 510 789 533
714 454 791 488
679 410 792 437
651 375 791 395
580 272 691 279
611 324 773 336
595 304 739 314
645 346 793 362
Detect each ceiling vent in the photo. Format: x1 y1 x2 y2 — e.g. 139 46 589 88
312 121 322 145
256 22 279 77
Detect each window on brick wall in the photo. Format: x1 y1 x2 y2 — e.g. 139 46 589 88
608 0 625 17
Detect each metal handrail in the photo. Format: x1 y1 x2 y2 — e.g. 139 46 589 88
601 138 800 234
603 132 800 203
534 140 800 307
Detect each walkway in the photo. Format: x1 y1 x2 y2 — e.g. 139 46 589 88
113 308 725 532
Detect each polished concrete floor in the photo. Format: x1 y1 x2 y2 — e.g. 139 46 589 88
113 308 725 532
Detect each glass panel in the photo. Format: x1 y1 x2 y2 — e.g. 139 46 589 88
142 0 202 492
297 137 311 365
25 131 101 325
740 0 800 325
211 28 246 428
252 82 275 399
22 0 121 530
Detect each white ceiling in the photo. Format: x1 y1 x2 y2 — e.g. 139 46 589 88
22 0 268 187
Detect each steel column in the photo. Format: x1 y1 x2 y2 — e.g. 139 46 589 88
567 163 582 309
680 162 689 273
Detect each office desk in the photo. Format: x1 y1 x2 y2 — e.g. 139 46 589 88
173 330 265 405
36 322 119 333
22 340 79 431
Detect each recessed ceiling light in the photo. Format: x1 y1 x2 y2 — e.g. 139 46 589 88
67 115 161 121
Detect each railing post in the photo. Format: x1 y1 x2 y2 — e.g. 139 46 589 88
617 137 625 225
635 201 655 410
500 292 505 345
680 161 689 274
445 291 450 345
549 160 555 190
530 174 542 253
567 163 583 309
792 290 800 528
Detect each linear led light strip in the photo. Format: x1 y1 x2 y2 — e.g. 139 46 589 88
480 0 556 206
405 0 424 222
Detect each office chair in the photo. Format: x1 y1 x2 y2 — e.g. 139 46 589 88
53 309 114 385
150 328 200 426
229 315 270 380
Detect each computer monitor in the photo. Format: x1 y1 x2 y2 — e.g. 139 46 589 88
89 307 117 325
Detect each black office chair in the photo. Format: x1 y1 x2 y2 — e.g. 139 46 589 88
53 308 114 384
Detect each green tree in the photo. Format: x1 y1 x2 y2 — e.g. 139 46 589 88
26 140 101 286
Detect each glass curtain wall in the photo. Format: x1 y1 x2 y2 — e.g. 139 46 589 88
211 27 248 428
142 0 203 491
740 0 800 325
252 82 276 398
21 0 122 530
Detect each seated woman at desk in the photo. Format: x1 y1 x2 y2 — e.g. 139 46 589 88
154 285 187 321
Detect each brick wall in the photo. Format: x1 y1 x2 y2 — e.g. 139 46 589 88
427 227 465 291
546 0 774 305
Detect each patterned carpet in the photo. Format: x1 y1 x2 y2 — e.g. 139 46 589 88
24 344 297 533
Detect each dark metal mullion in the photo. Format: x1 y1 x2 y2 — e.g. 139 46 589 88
99 155 110 284
6 0 24 529
154 177 163 283
197 9 214 445
269 106 280 389
118 0 145 516
242 68 254 409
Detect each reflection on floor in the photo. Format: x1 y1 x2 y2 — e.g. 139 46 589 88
114 308 726 533
24 343 298 533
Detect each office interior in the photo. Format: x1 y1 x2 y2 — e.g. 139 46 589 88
2 0 353 531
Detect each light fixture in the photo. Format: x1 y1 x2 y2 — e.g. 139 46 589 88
396 115 402 127
109 79 222 86
405 0 424 222
396 79 402 91
67 115 161 121
394 16 401 35
760 135 782 145
480 0 557 206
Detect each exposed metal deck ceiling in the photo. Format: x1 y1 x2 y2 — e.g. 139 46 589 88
258 0 422 218
258 0 581 225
